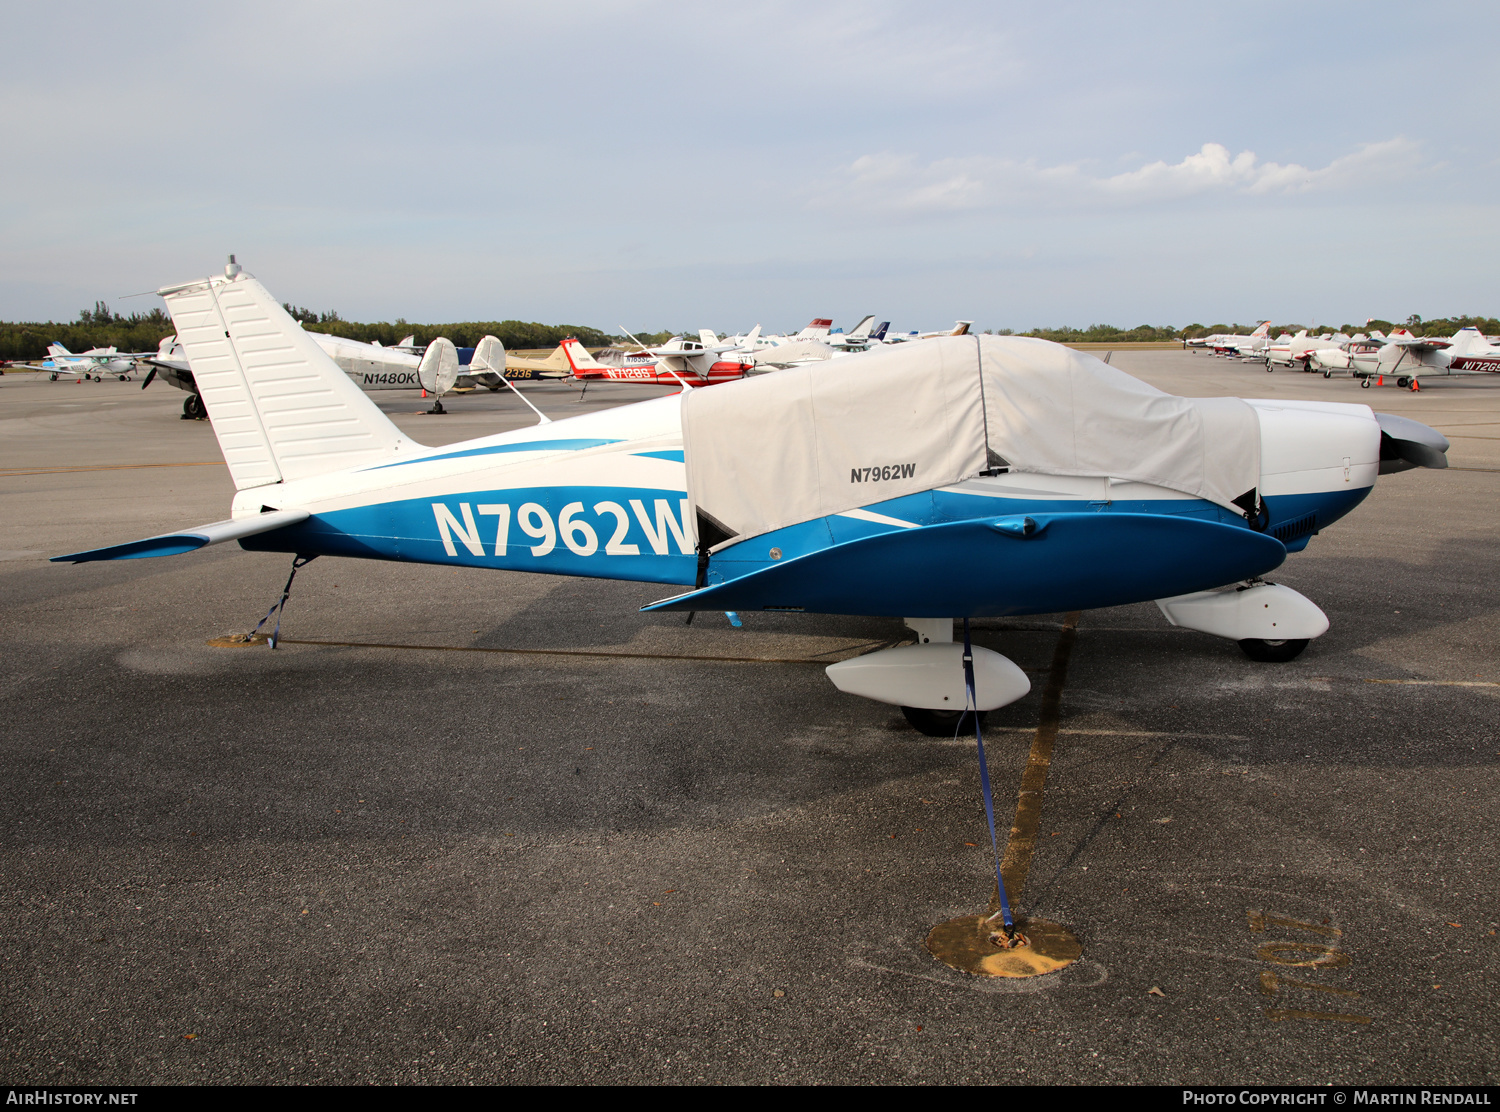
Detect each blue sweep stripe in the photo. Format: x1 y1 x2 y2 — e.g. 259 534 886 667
633 449 684 462
362 438 622 471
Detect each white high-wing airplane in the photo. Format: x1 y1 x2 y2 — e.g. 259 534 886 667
560 331 756 387
26 343 144 381
53 262 1450 737
1333 328 1500 391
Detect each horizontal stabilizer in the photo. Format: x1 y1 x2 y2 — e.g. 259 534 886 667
644 512 1286 618
51 509 310 563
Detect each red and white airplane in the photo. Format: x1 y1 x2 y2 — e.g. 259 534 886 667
560 335 753 388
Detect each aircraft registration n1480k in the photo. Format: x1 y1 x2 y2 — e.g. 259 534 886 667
54 261 1451 735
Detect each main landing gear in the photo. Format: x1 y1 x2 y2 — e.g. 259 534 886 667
1238 637 1310 663
1157 580 1329 662
182 393 206 420
825 618 1031 735
902 707 988 737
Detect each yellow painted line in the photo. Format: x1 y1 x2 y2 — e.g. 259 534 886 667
1448 467 1500 473
980 727 1248 740
0 462 222 476
276 636 896 667
994 610 1081 912
1265 1008 1371 1025
1366 678 1500 686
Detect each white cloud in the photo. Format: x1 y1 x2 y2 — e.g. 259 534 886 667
821 139 1425 215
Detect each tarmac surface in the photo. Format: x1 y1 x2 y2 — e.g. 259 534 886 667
1 354 1497 1085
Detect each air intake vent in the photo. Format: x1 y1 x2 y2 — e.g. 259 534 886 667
1273 512 1317 543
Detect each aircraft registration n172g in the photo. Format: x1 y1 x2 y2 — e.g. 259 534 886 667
53 262 1451 734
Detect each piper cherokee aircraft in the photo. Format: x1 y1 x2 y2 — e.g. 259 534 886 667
54 262 1451 736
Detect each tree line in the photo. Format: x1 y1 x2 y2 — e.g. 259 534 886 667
3 301 1495 362
0 300 672 361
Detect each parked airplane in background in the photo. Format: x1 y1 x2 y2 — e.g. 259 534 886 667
1186 323 1271 354
503 343 578 379
885 321 974 343
827 316 880 352
561 335 754 387
140 326 500 416
23 343 143 381
54 262 1449 738
1305 328 1500 390
1264 331 1350 369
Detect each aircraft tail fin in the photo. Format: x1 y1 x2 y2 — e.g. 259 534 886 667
846 315 875 340
469 334 507 376
796 318 833 340
418 337 460 394
158 262 415 491
950 320 973 336
47 343 71 358
560 337 605 371
871 321 889 342
698 329 719 348
1251 321 1270 338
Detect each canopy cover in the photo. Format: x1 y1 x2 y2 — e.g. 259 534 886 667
681 335 1261 550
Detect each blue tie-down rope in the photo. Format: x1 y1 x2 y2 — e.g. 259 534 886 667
248 554 317 649
963 618 1014 931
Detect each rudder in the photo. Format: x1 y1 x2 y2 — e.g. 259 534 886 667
159 261 413 491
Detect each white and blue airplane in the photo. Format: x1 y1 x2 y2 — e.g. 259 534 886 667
53 261 1450 735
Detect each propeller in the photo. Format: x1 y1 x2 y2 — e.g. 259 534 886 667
1375 412 1449 473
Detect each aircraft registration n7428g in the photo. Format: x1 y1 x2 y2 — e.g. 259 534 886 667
54 262 1451 734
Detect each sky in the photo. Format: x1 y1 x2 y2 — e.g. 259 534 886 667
3 0 1498 333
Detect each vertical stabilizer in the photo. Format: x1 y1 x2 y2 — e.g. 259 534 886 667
560 338 605 370
470 335 507 376
158 264 413 491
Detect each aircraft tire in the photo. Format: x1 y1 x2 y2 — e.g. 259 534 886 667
1397 377 1409 388
1237 637 1309 663
49 373 57 381
182 394 206 420
1323 369 1332 378
901 706 989 737
1360 378 1371 388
